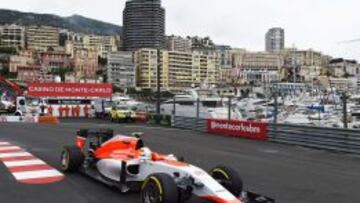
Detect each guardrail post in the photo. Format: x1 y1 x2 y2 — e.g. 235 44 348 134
196 98 200 119
156 49 161 115
172 97 176 127
228 96 232 120
172 96 176 117
273 85 278 125
342 92 348 129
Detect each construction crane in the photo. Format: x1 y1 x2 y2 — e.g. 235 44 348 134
0 76 23 96
337 38 360 44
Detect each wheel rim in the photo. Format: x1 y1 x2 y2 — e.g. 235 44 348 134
144 182 161 203
212 170 231 186
61 150 69 169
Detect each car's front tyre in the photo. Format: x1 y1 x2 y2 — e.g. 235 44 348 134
141 173 179 203
210 165 243 197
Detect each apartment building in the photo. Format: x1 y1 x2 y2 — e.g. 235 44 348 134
9 50 35 73
189 36 215 51
162 51 193 88
192 52 220 87
233 51 283 84
40 51 72 71
135 48 220 90
26 25 60 52
282 48 328 82
73 48 98 80
328 58 358 78
86 35 118 58
0 24 25 49
165 35 192 52
65 34 118 58
17 65 42 82
135 49 160 89
107 51 136 88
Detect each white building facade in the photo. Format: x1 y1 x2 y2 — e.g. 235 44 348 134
107 51 136 88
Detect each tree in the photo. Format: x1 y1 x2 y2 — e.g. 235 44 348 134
0 47 17 54
47 47 55 52
343 72 353 78
0 64 9 76
50 67 74 81
98 56 107 66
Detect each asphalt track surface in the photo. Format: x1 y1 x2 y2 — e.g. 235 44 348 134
0 120 360 203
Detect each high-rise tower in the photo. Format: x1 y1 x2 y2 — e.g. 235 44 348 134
265 27 285 52
123 0 165 51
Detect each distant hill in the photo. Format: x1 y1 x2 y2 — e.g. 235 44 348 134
0 9 122 35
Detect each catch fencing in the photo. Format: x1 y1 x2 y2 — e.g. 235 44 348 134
172 116 360 155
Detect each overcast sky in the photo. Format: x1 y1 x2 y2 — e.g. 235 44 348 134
2 0 360 59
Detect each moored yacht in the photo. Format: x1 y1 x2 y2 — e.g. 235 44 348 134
161 88 242 120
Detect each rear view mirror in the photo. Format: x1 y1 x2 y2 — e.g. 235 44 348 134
132 132 143 138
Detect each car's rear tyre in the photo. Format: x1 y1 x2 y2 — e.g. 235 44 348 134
61 146 84 172
210 165 243 197
141 173 179 203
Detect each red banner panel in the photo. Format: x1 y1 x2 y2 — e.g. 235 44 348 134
207 119 268 140
27 83 113 98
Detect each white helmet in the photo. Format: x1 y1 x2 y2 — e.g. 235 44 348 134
139 147 152 161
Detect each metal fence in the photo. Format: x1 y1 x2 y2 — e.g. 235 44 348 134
172 116 360 155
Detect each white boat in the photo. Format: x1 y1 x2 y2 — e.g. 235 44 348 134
161 88 242 120
112 95 141 107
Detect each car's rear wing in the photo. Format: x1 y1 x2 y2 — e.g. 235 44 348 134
77 129 114 139
76 129 114 150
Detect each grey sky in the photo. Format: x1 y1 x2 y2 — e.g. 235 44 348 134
2 0 360 59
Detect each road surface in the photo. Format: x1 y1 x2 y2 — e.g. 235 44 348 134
0 120 359 203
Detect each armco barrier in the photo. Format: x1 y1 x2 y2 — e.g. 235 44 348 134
268 124 360 154
0 116 38 123
149 114 172 127
0 115 59 124
172 116 360 154
173 116 207 132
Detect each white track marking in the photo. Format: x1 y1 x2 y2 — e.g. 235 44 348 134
0 146 22 151
0 152 31 158
12 169 63 180
0 141 64 184
4 159 45 167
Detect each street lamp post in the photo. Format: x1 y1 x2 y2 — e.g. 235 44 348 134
156 49 161 115
342 92 348 129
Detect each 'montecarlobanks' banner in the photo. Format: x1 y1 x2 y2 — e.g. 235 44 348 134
207 119 268 140
27 83 113 98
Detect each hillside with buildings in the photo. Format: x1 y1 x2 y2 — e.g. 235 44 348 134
0 2 359 95
0 9 122 35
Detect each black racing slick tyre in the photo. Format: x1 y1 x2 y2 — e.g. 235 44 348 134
61 146 84 172
141 173 179 203
210 165 243 197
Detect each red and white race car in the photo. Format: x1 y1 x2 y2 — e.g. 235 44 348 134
60 129 274 203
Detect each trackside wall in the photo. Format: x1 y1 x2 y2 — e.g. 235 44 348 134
172 116 360 154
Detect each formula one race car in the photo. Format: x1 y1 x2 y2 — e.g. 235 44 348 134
60 129 274 203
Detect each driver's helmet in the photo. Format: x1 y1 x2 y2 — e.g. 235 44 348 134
139 147 152 161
